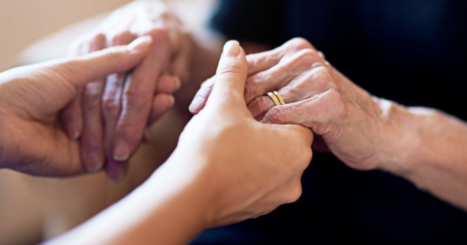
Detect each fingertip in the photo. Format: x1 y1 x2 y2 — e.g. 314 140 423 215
223 40 241 57
128 36 153 51
106 162 127 182
113 141 130 162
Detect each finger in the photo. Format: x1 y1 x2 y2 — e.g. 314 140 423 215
61 93 83 140
53 36 153 89
261 95 338 136
169 32 192 83
102 32 138 182
248 65 332 120
248 95 276 120
147 93 175 126
113 30 172 163
205 40 248 112
246 37 317 75
157 74 181 94
80 33 107 172
244 48 324 103
60 36 97 140
103 73 128 182
188 76 215 114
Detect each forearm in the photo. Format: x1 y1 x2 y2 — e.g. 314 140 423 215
47 156 210 245
380 102 467 210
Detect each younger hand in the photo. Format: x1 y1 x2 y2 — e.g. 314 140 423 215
171 41 313 226
0 37 151 176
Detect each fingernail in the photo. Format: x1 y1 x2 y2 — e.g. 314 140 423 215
174 76 182 90
107 165 125 182
168 95 175 107
85 152 102 173
128 36 153 51
223 40 240 57
189 95 203 113
113 142 130 161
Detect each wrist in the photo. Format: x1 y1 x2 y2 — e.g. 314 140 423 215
146 151 215 227
372 98 421 176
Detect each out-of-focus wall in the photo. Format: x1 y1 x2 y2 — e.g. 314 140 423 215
0 0 131 71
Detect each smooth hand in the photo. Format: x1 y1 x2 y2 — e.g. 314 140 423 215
191 38 399 171
172 41 313 227
0 37 151 176
62 0 192 180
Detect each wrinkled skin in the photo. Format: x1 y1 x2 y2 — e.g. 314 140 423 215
191 38 397 171
61 0 193 181
0 38 151 176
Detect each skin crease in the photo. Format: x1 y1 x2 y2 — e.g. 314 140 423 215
61 0 273 182
190 38 467 211
0 37 153 176
62 0 189 181
47 41 313 245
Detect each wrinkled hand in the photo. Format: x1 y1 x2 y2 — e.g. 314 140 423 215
62 0 193 181
172 41 313 227
0 37 151 176
191 38 393 171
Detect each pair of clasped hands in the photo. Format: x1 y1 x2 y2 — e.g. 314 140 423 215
0 36 314 227
0 2 393 230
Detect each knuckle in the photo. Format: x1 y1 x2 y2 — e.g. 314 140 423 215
102 98 120 119
304 66 334 89
288 48 320 69
317 51 326 60
288 185 303 203
248 96 270 116
83 89 102 109
218 63 244 76
324 89 347 119
266 106 287 123
124 89 149 109
244 78 259 97
287 37 313 50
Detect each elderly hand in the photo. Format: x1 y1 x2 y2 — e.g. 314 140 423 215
62 0 192 181
0 37 151 176
191 38 400 172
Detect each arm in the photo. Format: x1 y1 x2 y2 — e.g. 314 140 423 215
380 104 467 210
191 37 467 211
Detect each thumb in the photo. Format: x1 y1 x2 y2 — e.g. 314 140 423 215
48 36 152 88
205 40 248 111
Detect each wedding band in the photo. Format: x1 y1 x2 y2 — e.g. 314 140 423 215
267 92 281 106
273 91 285 105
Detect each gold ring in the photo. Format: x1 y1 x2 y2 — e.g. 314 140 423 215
273 91 285 105
266 91 286 106
266 92 281 106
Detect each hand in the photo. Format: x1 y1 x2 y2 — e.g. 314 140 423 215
190 38 394 171
46 41 313 245
62 0 192 181
172 41 313 227
0 37 152 176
